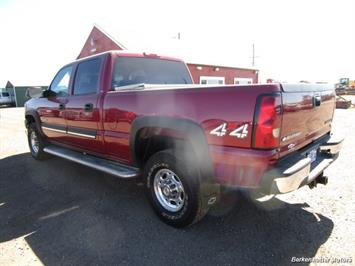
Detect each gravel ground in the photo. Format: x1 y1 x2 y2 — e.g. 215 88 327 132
0 106 354 266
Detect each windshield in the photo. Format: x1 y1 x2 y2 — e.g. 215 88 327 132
1 92 9 97
112 57 192 88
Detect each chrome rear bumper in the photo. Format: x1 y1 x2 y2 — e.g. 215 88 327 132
262 134 344 194
319 134 344 155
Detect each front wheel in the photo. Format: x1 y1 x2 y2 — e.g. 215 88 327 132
144 149 208 228
27 123 50 160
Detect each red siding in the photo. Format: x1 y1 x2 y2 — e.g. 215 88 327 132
77 26 124 59
77 26 259 84
187 63 258 84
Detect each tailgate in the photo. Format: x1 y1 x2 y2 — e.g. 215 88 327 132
279 84 335 158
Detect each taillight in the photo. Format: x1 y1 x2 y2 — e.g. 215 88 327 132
253 94 282 149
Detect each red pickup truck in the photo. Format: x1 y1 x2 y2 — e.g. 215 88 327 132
25 50 343 227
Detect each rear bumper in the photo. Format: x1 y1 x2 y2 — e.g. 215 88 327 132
261 134 344 194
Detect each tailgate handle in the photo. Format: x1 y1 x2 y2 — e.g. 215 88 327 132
313 95 321 107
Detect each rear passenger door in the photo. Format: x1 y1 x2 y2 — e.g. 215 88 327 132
64 57 104 154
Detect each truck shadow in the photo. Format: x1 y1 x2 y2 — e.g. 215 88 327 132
0 153 333 266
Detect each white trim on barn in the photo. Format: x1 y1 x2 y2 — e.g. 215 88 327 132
93 24 127 50
234 77 253 84
200 76 225 85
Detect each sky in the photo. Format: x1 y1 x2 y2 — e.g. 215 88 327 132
0 0 354 86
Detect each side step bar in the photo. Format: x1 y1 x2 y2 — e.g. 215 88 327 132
43 145 140 179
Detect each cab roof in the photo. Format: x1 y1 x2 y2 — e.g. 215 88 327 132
75 50 184 63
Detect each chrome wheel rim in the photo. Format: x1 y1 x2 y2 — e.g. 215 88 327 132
30 131 39 154
153 169 185 212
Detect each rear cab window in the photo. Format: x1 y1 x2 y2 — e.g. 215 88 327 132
73 58 102 95
112 57 192 89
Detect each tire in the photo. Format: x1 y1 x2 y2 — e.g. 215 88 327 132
144 149 208 228
27 123 49 160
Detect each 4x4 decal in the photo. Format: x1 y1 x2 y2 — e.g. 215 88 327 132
210 123 249 138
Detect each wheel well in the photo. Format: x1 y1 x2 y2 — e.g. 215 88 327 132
134 127 193 167
25 115 35 128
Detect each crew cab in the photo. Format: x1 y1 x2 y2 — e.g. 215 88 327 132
25 50 343 227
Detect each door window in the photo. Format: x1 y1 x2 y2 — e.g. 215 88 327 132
50 66 72 97
73 58 101 95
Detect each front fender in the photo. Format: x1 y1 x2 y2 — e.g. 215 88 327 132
25 109 44 136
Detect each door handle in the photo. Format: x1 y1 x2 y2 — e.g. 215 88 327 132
313 95 321 107
59 103 66 110
84 103 94 112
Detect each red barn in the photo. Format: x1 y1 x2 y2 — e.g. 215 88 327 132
77 25 259 85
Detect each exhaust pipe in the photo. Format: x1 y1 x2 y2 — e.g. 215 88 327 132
308 180 317 189
308 173 328 189
316 175 328 185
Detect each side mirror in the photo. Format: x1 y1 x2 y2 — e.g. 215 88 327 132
42 90 52 98
41 89 58 98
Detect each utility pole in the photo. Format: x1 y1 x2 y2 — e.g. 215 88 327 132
252 43 255 67
251 43 260 68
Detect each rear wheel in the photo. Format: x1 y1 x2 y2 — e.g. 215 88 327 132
144 149 208 227
27 123 49 160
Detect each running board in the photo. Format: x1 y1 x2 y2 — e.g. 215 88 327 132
43 145 140 179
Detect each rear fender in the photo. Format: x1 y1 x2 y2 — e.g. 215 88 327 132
130 116 219 199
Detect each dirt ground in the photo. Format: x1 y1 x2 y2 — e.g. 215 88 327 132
0 106 354 266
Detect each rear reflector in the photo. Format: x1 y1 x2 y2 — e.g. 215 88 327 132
253 94 282 149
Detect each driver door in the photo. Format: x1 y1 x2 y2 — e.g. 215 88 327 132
38 65 72 143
